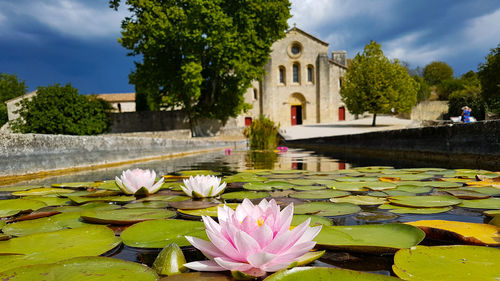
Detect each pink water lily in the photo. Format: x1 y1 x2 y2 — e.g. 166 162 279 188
181 175 226 198
184 198 322 277
115 168 164 195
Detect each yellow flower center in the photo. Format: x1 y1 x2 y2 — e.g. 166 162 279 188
257 218 265 227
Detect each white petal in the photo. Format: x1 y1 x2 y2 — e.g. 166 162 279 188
247 251 276 268
214 257 253 272
184 260 226 271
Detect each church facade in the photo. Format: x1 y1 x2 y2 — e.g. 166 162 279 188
241 27 352 127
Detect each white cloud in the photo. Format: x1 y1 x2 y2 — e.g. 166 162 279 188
0 0 129 40
463 8 500 49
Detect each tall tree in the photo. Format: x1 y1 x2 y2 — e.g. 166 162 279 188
340 41 419 126
423 61 454 86
110 0 291 136
478 43 500 113
0 73 27 126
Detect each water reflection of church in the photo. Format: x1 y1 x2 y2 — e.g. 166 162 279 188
242 27 352 127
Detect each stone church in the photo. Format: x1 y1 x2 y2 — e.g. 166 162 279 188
241 27 351 127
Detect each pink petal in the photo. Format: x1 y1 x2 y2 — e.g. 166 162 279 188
214 257 253 272
205 228 240 260
271 241 316 264
202 215 221 234
185 236 225 259
296 225 322 244
276 204 294 235
234 230 260 257
247 251 276 268
251 223 274 248
261 262 292 272
184 260 226 271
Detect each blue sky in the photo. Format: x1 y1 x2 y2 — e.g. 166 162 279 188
1 0 500 94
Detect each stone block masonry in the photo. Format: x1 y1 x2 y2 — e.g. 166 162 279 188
284 120 500 170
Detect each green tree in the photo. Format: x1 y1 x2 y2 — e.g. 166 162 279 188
110 0 291 136
340 41 419 126
412 75 431 102
11 83 112 135
478 43 500 113
0 73 27 126
423 61 454 86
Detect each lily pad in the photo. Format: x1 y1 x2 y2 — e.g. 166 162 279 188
330 182 369 191
177 203 239 218
355 211 398 222
221 191 269 200
443 189 490 199
288 179 317 186
23 196 71 206
394 185 433 194
315 224 425 253
120 219 207 248
330 195 386 205
136 194 190 202
2 212 90 236
291 215 333 226
264 267 401 281
0 225 121 272
178 170 220 176
54 202 121 213
0 199 47 218
335 176 379 182
223 174 267 183
68 195 136 204
92 180 120 190
81 208 176 224
458 198 500 209
379 204 452 214
124 201 171 209
292 185 327 191
168 200 219 210
393 245 500 281
11 187 75 196
0 186 43 192
406 220 500 246
484 210 500 217
293 202 361 217
290 189 349 199
388 195 462 208
52 182 95 188
456 186 500 196
0 256 158 280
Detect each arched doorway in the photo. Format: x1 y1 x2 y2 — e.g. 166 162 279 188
289 93 306 126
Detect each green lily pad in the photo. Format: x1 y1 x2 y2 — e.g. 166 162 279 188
457 186 500 196
355 166 394 173
291 215 333 226
458 198 500 209
330 195 387 205
379 204 452 214
315 224 425 253
92 180 120 190
153 243 187 276
54 202 121 213
355 211 399 222
293 202 360 217
393 245 500 281
1 212 90 236
379 173 433 181
484 210 500 217
124 201 171 209
221 191 269 200
0 225 121 272
177 203 239 218
330 182 369 191
0 199 47 218
311 179 338 186
52 182 95 188
12 187 75 196
292 185 327 191
290 189 349 199
223 173 267 183
394 185 433 194
68 195 136 204
23 196 71 206
0 256 158 280
288 179 317 186
388 195 462 208
0 221 5 228
444 189 490 199
264 267 401 281
81 208 176 224
335 176 379 182
136 194 190 202
242 181 293 191
369 190 417 197
120 219 207 248
0 186 43 192
426 181 464 189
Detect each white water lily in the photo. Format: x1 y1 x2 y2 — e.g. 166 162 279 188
181 175 226 198
115 168 164 195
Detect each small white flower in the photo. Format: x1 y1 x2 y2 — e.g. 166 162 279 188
181 175 226 198
115 168 164 195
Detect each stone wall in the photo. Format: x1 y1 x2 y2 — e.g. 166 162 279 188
0 133 246 177
108 111 243 137
284 120 500 170
411 101 449 121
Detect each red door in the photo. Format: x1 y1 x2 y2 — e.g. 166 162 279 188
291 106 297 125
338 106 345 121
245 117 252 127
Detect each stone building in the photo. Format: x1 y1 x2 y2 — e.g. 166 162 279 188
96 93 136 112
241 27 351 127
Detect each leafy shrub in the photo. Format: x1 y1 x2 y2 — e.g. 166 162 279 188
243 116 279 150
448 86 485 120
11 83 113 135
0 73 27 126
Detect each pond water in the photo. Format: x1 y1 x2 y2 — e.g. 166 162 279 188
0 148 499 280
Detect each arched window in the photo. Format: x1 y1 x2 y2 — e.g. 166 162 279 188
279 66 286 85
307 65 314 83
253 88 258 100
292 63 300 83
